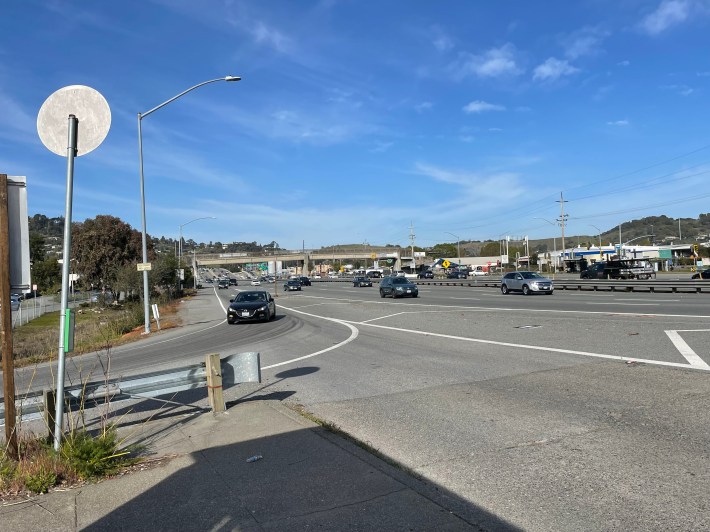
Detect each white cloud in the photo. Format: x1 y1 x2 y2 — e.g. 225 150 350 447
562 26 610 60
462 100 506 114
370 141 393 153
661 84 694 96
451 43 522 79
488 127 503 132
249 21 292 53
533 58 580 82
413 162 522 199
607 120 629 126
618 60 630 66
639 0 692 35
431 26 454 52
415 101 433 113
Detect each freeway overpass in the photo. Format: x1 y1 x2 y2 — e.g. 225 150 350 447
192 248 404 272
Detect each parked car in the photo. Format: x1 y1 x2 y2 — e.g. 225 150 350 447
500 271 554 295
217 279 229 289
417 270 434 279
10 295 20 312
379 276 419 298
298 276 312 286
580 260 654 280
366 270 383 278
227 291 276 323
353 276 372 287
284 279 302 291
691 268 710 280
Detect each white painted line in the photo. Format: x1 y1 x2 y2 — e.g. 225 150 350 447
614 298 680 302
261 304 359 370
450 297 480 300
664 330 710 369
586 302 659 306
347 321 707 371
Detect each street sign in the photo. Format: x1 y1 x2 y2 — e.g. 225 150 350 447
370 253 377 259
442 260 450 268
137 262 152 271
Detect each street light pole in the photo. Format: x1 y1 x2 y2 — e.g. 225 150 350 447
534 217 558 276
444 232 460 269
179 216 216 287
590 224 602 259
137 76 240 334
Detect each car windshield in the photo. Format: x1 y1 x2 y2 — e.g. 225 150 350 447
236 292 266 302
392 277 409 284
521 272 544 279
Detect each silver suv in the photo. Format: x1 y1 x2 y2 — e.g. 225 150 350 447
500 271 554 295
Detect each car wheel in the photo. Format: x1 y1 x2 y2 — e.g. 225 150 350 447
413 293 418 298
380 289 385 298
227 319 234 325
522 285 531 295
270 308 276 320
546 291 553 295
392 291 398 299
501 284 509 295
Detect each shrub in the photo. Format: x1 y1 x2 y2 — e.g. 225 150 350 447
60 429 135 479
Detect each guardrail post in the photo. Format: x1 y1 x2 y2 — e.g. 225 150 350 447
206 353 225 413
44 389 55 441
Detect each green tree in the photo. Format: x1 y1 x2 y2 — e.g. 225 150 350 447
29 232 46 263
71 215 148 290
31 258 61 293
149 254 179 296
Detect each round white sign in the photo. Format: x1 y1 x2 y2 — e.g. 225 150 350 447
37 85 111 157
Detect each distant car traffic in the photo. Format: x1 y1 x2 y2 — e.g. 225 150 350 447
229 278 238 286
447 270 467 279
298 276 312 286
691 268 710 279
217 279 229 289
417 270 434 279
284 279 302 291
251 279 261 286
500 271 553 295
379 276 418 298
227 291 276 323
353 276 372 287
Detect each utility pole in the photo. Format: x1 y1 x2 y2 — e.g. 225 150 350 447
409 222 416 271
557 192 568 270
0 174 18 460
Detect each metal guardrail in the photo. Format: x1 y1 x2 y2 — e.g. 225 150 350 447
411 278 710 293
0 352 261 425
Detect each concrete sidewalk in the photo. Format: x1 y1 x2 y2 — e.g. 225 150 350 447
0 400 499 531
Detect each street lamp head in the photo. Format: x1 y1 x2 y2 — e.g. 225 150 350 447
224 76 241 82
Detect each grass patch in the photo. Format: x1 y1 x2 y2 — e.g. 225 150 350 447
9 299 183 368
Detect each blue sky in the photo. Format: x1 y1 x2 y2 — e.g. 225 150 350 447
2 0 710 250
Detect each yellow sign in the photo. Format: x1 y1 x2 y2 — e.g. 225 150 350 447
370 253 377 259
137 262 152 271
442 260 450 268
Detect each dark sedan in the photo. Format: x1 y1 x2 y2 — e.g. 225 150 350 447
284 280 302 291
447 270 467 279
298 276 312 286
227 291 276 323
417 270 434 279
379 276 418 298
353 276 372 287
691 268 710 280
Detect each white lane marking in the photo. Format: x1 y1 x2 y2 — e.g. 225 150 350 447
347 320 708 371
297 294 710 319
615 298 680 302
664 330 710 369
261 304 359 370
586 302 659 306
450 297 480 300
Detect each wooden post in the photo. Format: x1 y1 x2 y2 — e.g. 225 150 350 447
44 389 56 443
206 353 225 413
0 174 18 459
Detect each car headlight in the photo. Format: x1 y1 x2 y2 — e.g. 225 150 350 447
259 305 268 311
395 287 404 291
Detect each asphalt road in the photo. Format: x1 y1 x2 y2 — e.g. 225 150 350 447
4 281 710 530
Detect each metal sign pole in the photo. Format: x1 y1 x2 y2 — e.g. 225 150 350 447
53 115 78 451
